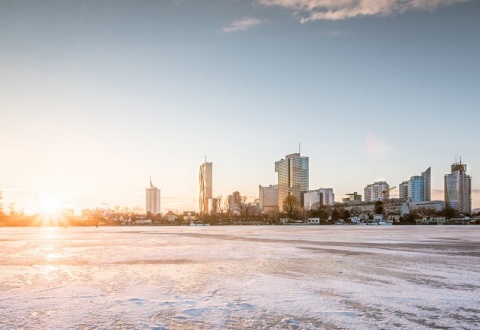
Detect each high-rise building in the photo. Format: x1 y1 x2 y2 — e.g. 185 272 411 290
400 167 431 202
364 181 389 202
275 153 309 211
399 181 409 201
259 185 278 214
303 188 335 211
445 161 471 214
422 167 431 201
146 177 161 215
228 191 242 215
199 161 212 214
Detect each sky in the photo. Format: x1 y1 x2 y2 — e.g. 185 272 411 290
1 0 479 214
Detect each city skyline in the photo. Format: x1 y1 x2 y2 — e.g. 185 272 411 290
1 1 479 213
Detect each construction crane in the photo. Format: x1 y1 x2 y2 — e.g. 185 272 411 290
382 186 396 205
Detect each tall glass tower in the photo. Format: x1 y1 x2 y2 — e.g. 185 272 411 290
407 167 431 202
275 153 309 212
146 177 161 215
445 161 471 214
199 161 212 214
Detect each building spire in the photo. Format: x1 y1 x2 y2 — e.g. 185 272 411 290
150 176 154 188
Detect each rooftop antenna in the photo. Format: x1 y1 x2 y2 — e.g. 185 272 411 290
205 155 207 163
299 142 301 155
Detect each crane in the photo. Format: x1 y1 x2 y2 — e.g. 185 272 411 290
382 186 396 205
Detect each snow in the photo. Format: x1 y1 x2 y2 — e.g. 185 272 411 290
1 226 479 329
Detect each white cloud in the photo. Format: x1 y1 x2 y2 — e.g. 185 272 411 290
256 0 467 22
365 132 391 162
222 17 264 33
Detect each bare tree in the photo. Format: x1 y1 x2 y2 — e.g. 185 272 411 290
8 202 15 216
0 191 3 217
216 195 224 214
283 195 298 219
223 197 231 218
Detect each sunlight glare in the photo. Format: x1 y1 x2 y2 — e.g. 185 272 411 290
41 196 62 216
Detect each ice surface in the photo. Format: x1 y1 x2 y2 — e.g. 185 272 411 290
1 226 479 329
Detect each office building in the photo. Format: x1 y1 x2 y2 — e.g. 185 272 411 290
208 198 217 215
342 192 362 203
275 153 309 212
199 161 212 214
228 191 242 216
445 161 472 214
408 167 431 202
399 181 409 201
259 185 278 214
303 188 335 211
146 177 161 215
364 181 389 202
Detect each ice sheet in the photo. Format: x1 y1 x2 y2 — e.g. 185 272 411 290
1 226 479 329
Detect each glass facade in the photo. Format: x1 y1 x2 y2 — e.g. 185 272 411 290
408 176 423 202
275 153 309 211
445 163 471 214
146 178 161 215
199 162 212 214
403 167 431 202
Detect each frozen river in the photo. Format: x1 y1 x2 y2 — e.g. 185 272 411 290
1 226 479 329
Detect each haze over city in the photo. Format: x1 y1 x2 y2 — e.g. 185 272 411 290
1 0 479 214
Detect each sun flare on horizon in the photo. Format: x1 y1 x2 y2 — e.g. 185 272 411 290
40 196 62 216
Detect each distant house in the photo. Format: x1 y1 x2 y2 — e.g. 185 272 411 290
307 218 320 225
163 211 178 222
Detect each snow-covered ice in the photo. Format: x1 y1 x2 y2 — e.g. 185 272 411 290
1 226 479 329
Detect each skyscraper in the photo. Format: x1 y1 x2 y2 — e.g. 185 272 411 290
275 153 309 211
199 161 212 214
421 167 432 201
146 177 161 215
445 161 471 214
399 181 409 201
400 167 431 202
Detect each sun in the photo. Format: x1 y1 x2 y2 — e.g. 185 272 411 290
41 196 62 216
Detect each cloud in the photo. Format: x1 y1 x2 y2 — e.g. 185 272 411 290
0 188 27 192
256 0 467 22
365 132 391 162
222 17 265 33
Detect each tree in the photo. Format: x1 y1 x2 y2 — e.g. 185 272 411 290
331 209 340 222
343 209 351 222
8 202 15 216
0 191 3 218
374 201 384 215
282 195 298 219
318 208 329 222
216 196 226 214
439 206 457 219
311 202 322 211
